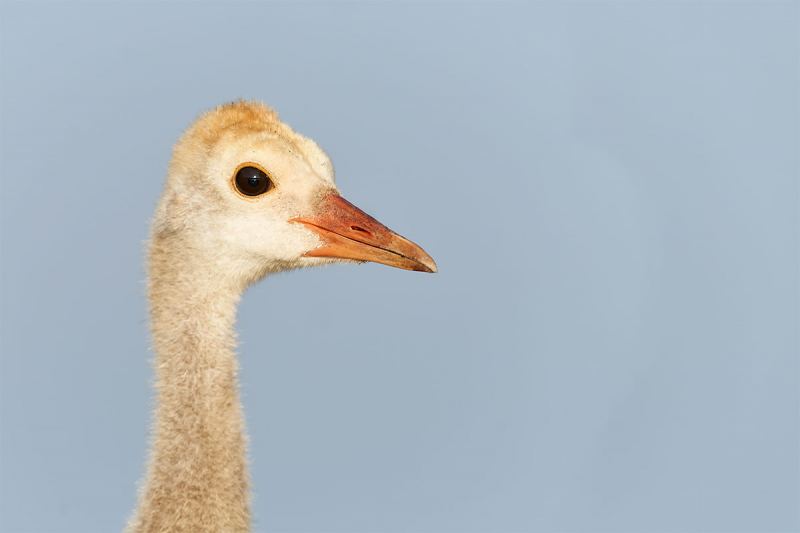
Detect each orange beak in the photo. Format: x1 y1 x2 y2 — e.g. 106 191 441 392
291 193 437 273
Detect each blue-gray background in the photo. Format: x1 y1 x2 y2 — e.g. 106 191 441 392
1 2 797 532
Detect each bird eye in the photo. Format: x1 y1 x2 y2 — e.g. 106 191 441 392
234 165 272 196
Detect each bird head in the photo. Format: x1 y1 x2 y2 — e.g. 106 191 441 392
152 101 436 286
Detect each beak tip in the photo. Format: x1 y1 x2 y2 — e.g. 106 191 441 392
413 251 437 273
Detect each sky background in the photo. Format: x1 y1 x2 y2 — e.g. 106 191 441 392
1 2 798 532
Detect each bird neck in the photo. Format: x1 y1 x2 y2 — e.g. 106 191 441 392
129 236 251 532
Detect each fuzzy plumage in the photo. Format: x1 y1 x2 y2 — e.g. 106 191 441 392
128 100 434 532
128 101 336 532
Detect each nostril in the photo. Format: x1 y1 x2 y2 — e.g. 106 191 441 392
350 225 370 234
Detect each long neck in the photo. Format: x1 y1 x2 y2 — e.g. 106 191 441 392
129 236 251 533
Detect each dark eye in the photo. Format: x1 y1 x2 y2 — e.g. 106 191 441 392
234 165 272 196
